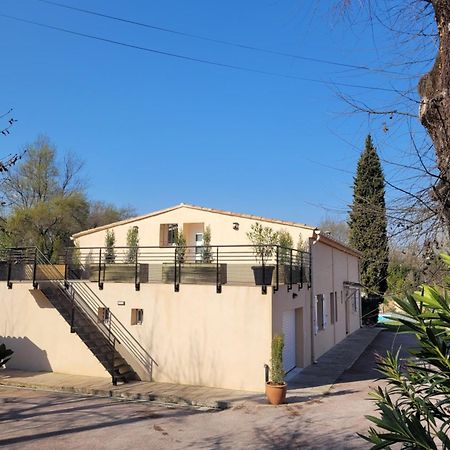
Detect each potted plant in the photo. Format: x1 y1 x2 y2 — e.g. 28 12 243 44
278 230 301 285
162 227 227 285
266 334 287 405
201 225 213 264
105 229 116 263
246 222 279 285
126 226 139 263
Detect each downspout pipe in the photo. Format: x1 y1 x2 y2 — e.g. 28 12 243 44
310 229 321 364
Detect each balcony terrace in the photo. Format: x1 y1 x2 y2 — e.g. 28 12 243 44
0 245 311 294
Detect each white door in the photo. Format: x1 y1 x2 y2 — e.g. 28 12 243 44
195 233 204 261
282 310 296 373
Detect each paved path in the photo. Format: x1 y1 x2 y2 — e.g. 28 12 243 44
0 330 417 449
0 327 382 409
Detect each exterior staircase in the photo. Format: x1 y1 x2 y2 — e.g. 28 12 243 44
2 247 156 385
39 282 138 384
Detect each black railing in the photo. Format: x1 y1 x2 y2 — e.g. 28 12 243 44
0 244 311 294
61 244 311 294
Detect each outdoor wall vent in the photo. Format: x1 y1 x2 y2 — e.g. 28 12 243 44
233 222 239 230
117 301 125 306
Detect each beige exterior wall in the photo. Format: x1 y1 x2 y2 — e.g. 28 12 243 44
0 284 109 377
74 205 314 251
310 240 361 360
95 283 272 392
272 285 312 369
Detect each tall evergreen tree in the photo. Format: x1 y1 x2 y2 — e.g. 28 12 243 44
348 135 388 323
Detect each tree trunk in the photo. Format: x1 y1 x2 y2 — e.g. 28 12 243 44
418 0 450 233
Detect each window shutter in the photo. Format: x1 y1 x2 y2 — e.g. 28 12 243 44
313 296 318 335
131 309 137 325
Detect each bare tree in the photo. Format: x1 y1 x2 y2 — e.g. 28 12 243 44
0 108 21 174
334 1 450 258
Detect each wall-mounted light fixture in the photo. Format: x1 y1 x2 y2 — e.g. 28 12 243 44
233 222 239 231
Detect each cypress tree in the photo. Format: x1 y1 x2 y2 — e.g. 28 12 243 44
348 135 388 323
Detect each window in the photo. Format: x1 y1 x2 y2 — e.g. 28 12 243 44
353 289 360 312
335 291 338 322
330 292 335 324
131 308 143 325
97 307 110 323
160 224 178 246
317 294 325 331
167 224 178 245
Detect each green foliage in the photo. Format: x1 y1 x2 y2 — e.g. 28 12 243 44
201 225 213 263
296 235 307 253
270 334 285 385
0 136 134 259
175 230 187 263
387 259 420 295
295 234 307 266
247 222 279 263
0 343 13 366
361 254 450 449
278 229 293 264
126 226 139 263
1 136 89 259
71 242 81 266
349 135 388 304
105 229 116 263
4 192 89 261
362 295 382 325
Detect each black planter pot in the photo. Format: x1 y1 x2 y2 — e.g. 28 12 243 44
251 265 275 286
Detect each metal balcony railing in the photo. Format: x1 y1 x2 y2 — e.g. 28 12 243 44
0 245 311 294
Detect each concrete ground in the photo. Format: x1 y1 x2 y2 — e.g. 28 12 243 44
0 327 382 410
0 330 416 450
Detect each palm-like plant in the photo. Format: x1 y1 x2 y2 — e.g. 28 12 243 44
361 254 450 449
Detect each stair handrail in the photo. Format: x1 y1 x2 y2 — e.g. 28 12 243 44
33 248 157 373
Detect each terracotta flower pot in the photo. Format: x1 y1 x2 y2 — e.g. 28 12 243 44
265 382 287 405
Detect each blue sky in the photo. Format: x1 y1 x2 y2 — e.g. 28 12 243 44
0 0 432 226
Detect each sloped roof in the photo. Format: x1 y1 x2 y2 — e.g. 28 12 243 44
312 230 362 258
72 203 317 238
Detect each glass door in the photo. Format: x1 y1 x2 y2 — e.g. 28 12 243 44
195 233 204 262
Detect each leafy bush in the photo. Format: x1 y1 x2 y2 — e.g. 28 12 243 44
278 230 293 265
201 225 213 263
362 294 382 326
175 230 187 263
361 254 450 449
104 229 116 263
270 334 285 385
247 222 279 263
126 226 139 263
